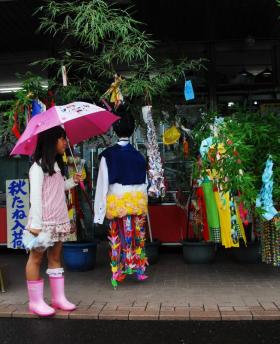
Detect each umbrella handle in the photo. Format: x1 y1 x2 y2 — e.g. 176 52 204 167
65 137 94 217
66 137 86 176
66 137 79 172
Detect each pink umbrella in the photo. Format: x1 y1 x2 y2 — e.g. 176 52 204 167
10 101 119 156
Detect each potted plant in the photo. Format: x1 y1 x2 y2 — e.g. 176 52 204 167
145 239 161 265
144 211 161 265
182 240 216 264
191 108 280 264
63 240 98 271
230 218 262 263
62 171 99 272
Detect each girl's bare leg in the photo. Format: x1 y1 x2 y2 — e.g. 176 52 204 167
47 241 63 269
26 249 44 280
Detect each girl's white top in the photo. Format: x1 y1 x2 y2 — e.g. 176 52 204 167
28 162 77 229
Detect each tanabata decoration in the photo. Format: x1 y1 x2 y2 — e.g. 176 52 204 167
230 194 247 246
200 139 226 163
205 167 247 248
257 157 279 266
31 99 46 118
183 136 189 159
106 192 148 219
214 191 232 248
11 94 48 139
184 80 195 101
199 117 224 157
262 217 280 267
202 180 220 242
214 191 247 248
61 65 68 86
11 97 32 139
108 215 148 288
11 110 21 139
103 74 124 109
196 187 210 241
181 124 193 137
64 154 88 241
200 137 213 158
256 156 278 221
197 117 250 247
142 105 166 198
238 198 249 226
188 187 210 241
163 125 181 145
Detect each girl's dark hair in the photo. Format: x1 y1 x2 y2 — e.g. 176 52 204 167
112 105 135 138
33 126 66 176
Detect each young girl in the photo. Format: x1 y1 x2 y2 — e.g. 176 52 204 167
24 126 83 317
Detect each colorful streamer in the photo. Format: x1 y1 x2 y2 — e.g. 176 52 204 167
108 215 148 288
262 218 280 267
256 157 278 221
202 181 220 242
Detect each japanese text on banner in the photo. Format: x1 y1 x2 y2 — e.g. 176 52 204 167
6 179 29 249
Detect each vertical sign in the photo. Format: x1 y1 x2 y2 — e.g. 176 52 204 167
6 179 29 249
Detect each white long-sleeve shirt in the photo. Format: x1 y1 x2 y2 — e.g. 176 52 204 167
94 140 148 224
28 162 77 229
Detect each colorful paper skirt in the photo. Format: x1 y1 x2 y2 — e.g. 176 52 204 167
106 191 148 219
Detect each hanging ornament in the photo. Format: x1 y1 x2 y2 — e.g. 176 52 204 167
184 80 195 101
237 192 249 226
181 124 193 139
31 99 46 118
142 105 166 198
262 218 280 267
163 125 181 145
183 136 189 159
256 156 278 221
103 74 124 109
61 65 68 86
11 102 24 139
200 137 213 158
11 111 21 139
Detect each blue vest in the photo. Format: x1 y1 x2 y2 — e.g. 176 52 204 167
100 144 146 185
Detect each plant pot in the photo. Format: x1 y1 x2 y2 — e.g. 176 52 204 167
63 241 98 271
182 241 216 264
145 239 160 265
231 242 261 264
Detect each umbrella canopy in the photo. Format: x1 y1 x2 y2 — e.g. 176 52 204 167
10 102 119 156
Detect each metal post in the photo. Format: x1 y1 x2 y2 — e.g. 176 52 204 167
146 210 153 243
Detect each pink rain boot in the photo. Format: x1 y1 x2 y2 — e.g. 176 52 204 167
49 276 76 311
27 279 55 317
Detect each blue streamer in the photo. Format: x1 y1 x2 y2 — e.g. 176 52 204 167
256 157 278 221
